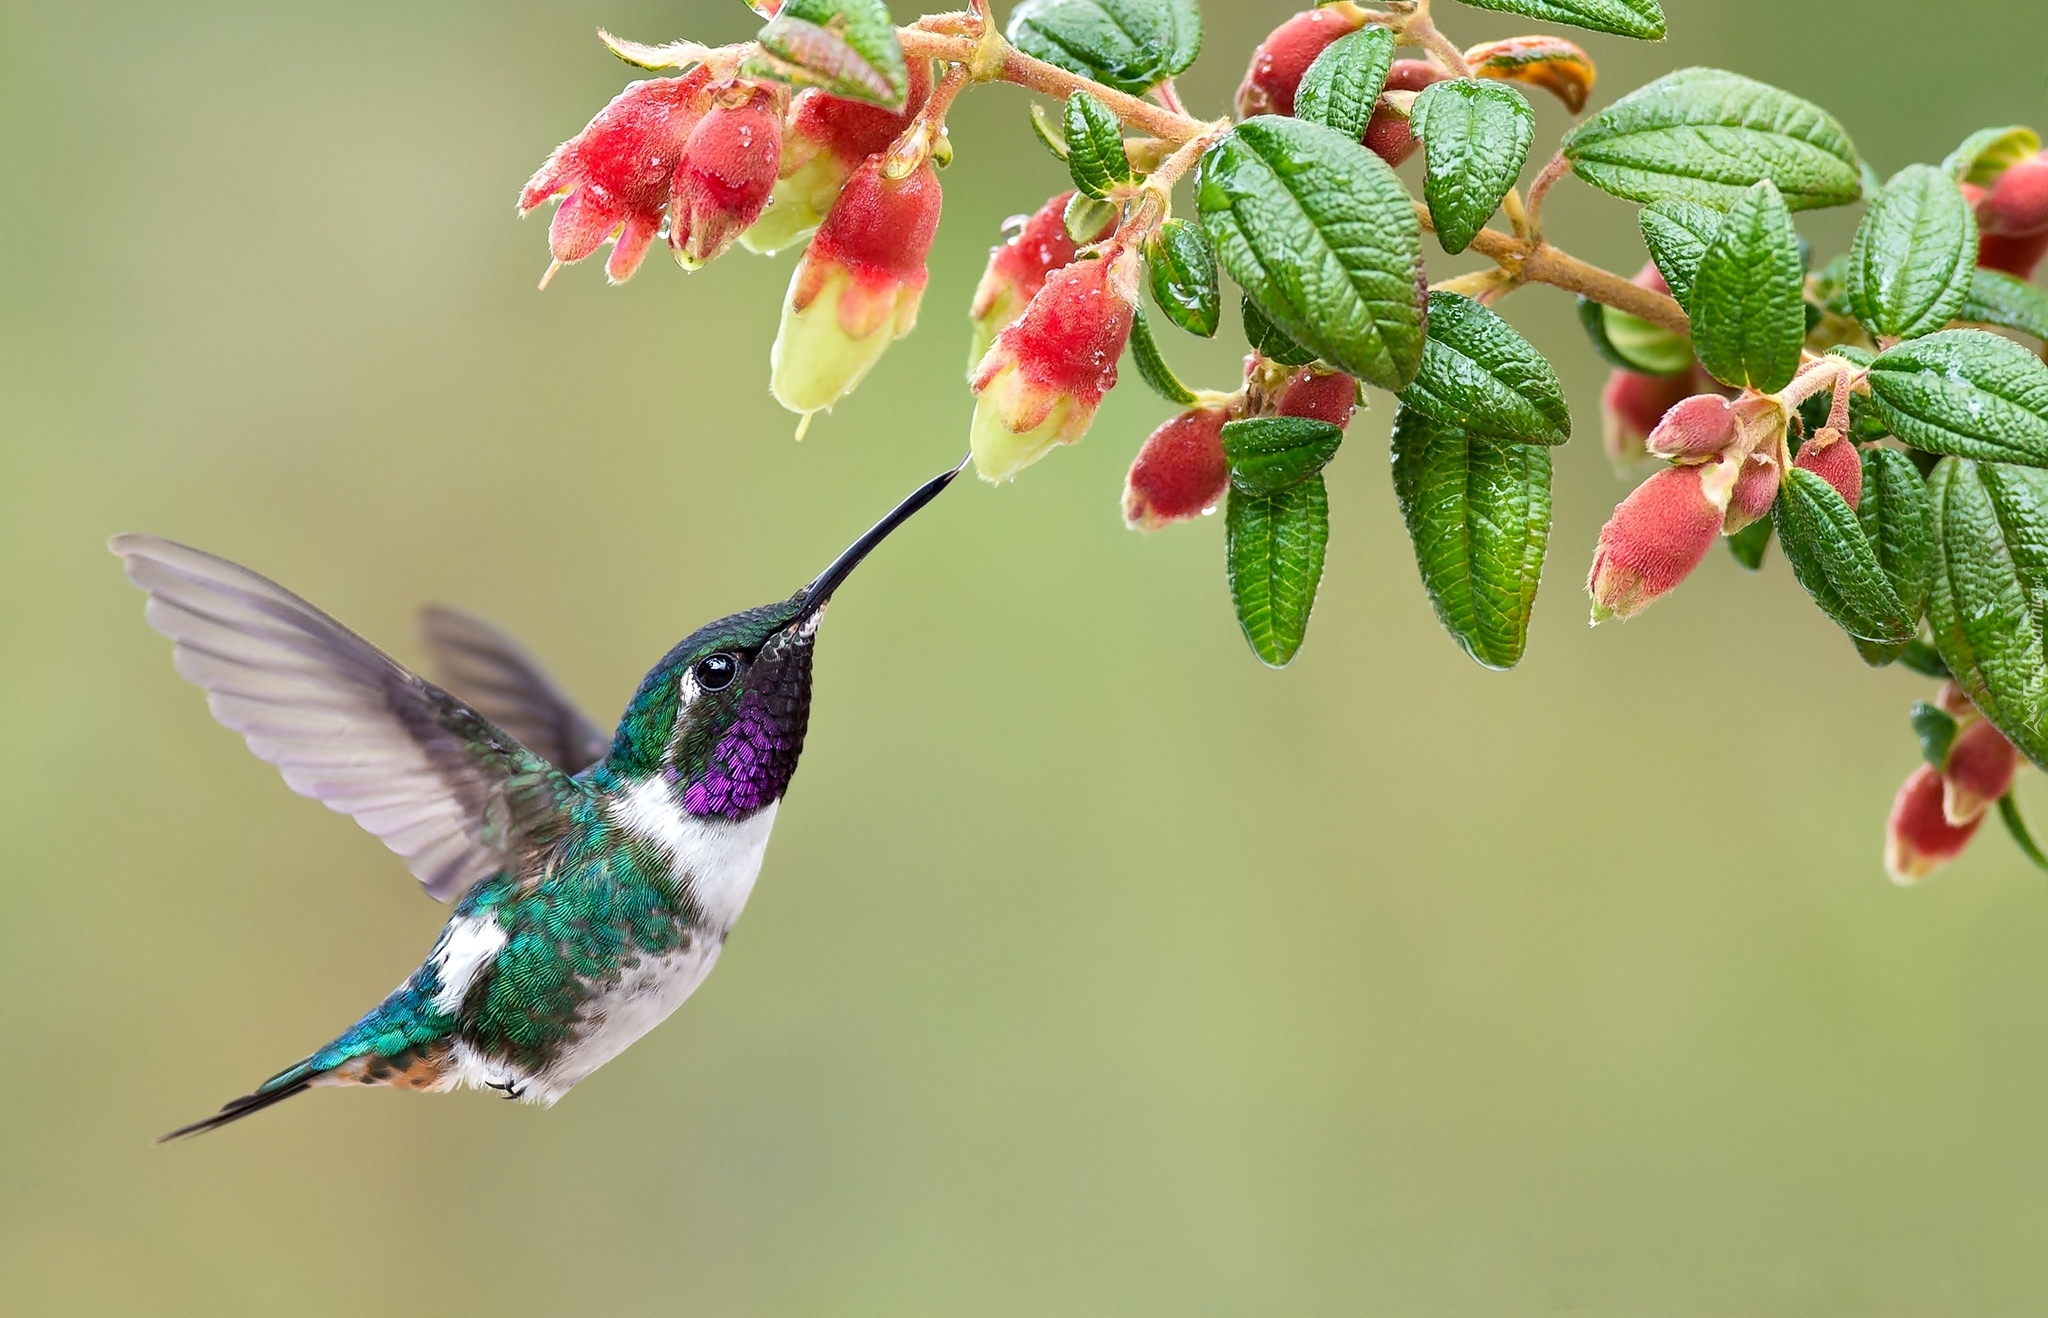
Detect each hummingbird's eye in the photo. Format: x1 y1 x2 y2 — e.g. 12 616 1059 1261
693 653 738 692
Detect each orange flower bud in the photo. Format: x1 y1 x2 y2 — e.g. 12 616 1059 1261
1886 764 1984 884
1942 719 2018 825
1123 405 1232 531
1463 35 1596 114
1587 462 1729 622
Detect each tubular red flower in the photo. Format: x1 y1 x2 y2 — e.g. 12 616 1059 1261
1978 153 2048 236
1235 8 1365 119
969 191 1115 371
1794 431 1862 509
970 246 1142 482
1979 230 2048 280
1363 61 1447 168
670 84 785 269
1124 405 1233 531
770 156 943 418
743 60 932 255
1644 393 1739 462
1587 462 1728 621
520 70 714 284
1602 369 1699 468
1273 366 1358 428
1942 719 2018 826
1887 764 1983 884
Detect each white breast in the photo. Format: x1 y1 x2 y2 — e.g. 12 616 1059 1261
610 778 781 931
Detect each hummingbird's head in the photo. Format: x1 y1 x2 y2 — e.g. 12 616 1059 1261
603 462 961 819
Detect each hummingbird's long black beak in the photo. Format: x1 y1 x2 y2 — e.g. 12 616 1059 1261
797 455 967 617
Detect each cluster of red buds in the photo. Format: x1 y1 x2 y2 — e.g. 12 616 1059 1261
1233 11 1451 168
1964 148 2048 280
1887 685 2021 884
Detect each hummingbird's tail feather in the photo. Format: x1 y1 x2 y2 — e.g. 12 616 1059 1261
155 1076 316 1143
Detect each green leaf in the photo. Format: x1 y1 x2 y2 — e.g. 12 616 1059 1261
1063 193 1119 244
1998 793 2048 873
1241 295 1317 366
1926 456 2048 768
1775 466 1915 648
1389 407 1553 669
1909 700 1959 770
1226 476 1329 668
1222 416 1344 495
1845 164 1978 342
1575 296 1691 376
1295 27 1395 141
1688 179 1805 392
749 0 908 108
1127 307 1197 405
1399 292 1570 445
1028 103 1069 160
1727 516 1772 569
1638 199 1722 312
1898 638 1951 677
1867 329 2048 466
1063 91 1132 199
1959 268 2048 342
1944 125 2042 187
1198 116 1427 391
1561 68 1863 211
1447 0 1664 39
1006 0 1202 96
1854 446 1936 663
1145 218 1219 337
1410 79 1535 256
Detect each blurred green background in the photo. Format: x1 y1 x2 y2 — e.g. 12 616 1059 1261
4 0 2047 1311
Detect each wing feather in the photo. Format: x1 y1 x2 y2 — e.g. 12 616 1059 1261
418 605 611 776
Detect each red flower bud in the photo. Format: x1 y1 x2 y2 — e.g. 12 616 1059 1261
1602 369 1698 468
1274 365 1358 427
670 84 784 270
1235 7 1365 119
521 72 715 284
1123 405 1232 531
1942 718 2018 826
969 191 1115 370
1644 393 1739 461
1979 229 2048 281
1978 153 2048 236
1587 462 1728 622
1794 430 1862 509
1362 61 1448 167
770 156 942 418
743 61 932 255
1886 764 1983 885
971 246 1142 482
1722 454 1782 534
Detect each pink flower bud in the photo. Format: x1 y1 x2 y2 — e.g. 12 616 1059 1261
1587 462 1728 622
770 156 942 418
670 84 784 270
1886 764 1983 884
520 71 713 284
1979 230 2048 281
1644 393 1739 461
1274 365 1358 427
1602 369 1699 468
1123 405 1232 531
970 246 1142 482
1362 61 1447 167
1978 153 2048 236
1937 680 1977 722
1722 454 1782 534
742 61 932 255
1942 718 2018 826
969 191 1115 370
1794 430 1862 509
1235 8 1365 119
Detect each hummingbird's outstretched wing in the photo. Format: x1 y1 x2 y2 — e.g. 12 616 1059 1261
418 606 611 776
112 535 583 901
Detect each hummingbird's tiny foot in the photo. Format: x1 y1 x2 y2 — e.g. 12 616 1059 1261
486 1076 523 1100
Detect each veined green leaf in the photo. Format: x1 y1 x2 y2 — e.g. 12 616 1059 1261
1690 179 1806 392
1448 0 1664 39
1028 103 1069 160
1960 268 2048 342
1727 516 1772 569
1226 476 1329 667
1867 329 2048 466
1926 457 2048 768
1198 116 1426 391
1561 68 1863 211
1295 26 1395 141
1575 296 1692 376
1411 79 1535 256
1063 91 1132 199
1006 0 1202 96
1063 193 1120 244
1145 218 1220 337
1774 466 1915 648
1222 416 1344 495
1910 700 1959 769
1944 125 2041 186
1241 295 1317 366
1638 199 1722 311
1390 407 1553 669
1846 164 1978 342
1855 447 1936 663
1127 308 1197 405
1400 293 1570 445
749 0 908 108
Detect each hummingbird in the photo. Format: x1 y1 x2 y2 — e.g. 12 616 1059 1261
115 462 961 1140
